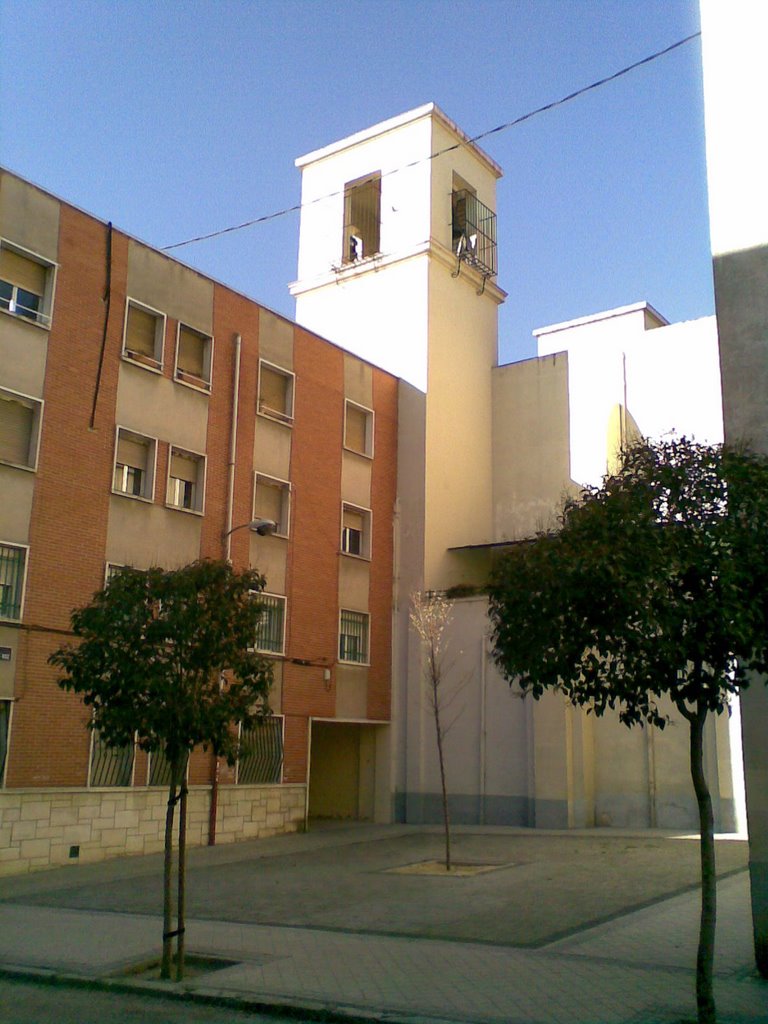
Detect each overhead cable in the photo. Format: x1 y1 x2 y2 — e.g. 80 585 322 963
162 32 700 252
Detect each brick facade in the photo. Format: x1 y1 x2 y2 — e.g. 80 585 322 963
0 169 398 871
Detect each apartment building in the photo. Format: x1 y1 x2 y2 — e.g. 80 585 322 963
0 168 398 873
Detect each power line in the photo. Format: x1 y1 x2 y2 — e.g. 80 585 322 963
162 32 700 253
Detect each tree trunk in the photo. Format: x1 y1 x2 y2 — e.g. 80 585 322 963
161 771 178 981
208 748 219 846
690 706 717 1024
431 647 451 872
176 754 189 982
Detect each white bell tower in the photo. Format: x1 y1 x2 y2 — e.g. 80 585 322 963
290 102 506 589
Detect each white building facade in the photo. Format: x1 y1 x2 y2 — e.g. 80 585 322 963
291 103 739 832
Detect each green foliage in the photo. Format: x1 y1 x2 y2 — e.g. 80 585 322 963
489 438 768 725
50 559 274 764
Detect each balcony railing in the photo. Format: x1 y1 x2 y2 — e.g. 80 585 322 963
452 190 497 278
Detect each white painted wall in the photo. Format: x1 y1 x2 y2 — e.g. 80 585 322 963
701 0 768 258
534 303 722 486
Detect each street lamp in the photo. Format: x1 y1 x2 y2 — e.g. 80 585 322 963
222 518 277 540
209 515 278 847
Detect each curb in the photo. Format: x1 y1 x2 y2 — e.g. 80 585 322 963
0 965 469 1024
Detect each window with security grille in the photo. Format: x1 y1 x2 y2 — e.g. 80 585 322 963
0 388 42 469
113 429 155 500
451 187 497 277
175 324 212 389
123 299 165 366
0 242 54 326
341 504 371 558
339 609 369 664
89 731 133 787
255 594 286 655
342 173 381 263
167 448 204 513
258 361 294 423
0 544 26 621
237 717 283 785
253 474 290 537
344 401 374 457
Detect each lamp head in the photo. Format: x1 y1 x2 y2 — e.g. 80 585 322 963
250 518 277 536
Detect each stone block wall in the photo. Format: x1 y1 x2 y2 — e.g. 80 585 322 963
0 783 306 875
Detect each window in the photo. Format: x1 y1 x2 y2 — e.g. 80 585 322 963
253 474 291 537
113 428 156 500
237 717 283 785
342 173 381 263
0 543 26 621
258 361 294 423
339 609 369 664
0 388 42 469
0 701 11 783
105 562 127 584
451 187 497 277
344 400 374 457
255 593 286 655
0 241 55 327
123 299 165 368
167 447 205 513
175 324 213 390
341 503 371 558
89 731 133 787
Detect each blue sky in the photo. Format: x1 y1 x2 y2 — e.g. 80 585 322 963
0 0 710 365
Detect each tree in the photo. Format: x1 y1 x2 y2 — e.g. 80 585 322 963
488 438 768 1024
410 591 457 871
50 560 274 981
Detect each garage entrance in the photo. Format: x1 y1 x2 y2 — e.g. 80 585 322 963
308 720 379 821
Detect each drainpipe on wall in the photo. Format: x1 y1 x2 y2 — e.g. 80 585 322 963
209 333 242 846
479 634 487 825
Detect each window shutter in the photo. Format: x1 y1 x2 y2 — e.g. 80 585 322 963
345 405 367 453
260 367 287 414
170 452 199 482
126 305 158 357
117 435 148 469
0 395 32 464
177 326 205 377
343 507 363 532
255 479 283 523
0 249 46 294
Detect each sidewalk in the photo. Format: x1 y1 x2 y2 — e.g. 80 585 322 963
0 824 765 1024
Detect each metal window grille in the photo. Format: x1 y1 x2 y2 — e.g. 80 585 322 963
0 544 25 620
0 701 10 781
451 189 497 277
339 609 369 664
89 731 133 787
237 717 283 784
148 747 174 787
255 594 285 654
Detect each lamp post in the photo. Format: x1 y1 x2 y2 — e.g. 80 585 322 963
208 517 277 846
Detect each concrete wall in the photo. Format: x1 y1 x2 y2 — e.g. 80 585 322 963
534 304 722 487
492 351 574 540
401 597 531 826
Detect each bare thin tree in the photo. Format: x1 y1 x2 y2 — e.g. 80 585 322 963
410 591 455 871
